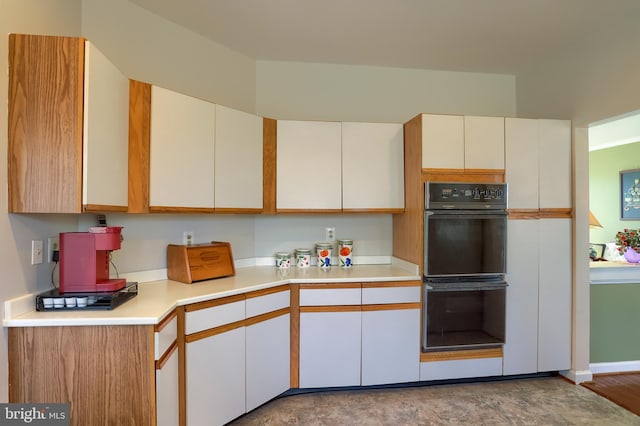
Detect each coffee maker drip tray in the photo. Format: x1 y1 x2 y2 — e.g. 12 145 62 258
36 282 138 311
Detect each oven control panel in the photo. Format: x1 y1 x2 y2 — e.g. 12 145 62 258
426 182 507 209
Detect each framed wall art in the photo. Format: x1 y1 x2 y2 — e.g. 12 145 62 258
620 169 640 219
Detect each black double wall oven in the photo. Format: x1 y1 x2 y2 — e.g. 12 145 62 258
423 182 508 352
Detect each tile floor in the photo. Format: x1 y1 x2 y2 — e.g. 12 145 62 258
231 376 640 425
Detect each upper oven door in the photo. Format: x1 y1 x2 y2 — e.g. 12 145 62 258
424 209 508 278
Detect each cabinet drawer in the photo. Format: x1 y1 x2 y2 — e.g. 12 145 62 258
300 288 361 306
155 312 178 360
246 288 290 318
362 285 421 305
185 299 245 335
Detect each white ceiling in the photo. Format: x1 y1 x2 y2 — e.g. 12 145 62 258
130 0 640 74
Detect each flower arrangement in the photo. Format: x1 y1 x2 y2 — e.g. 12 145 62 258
615 228 640 253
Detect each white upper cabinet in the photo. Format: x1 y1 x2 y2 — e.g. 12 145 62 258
422 114 503 170
505 118 571 210
505 118 539 210
150 86 215 209
341 122 404 210
214 105 263 210
422 114 464 169
82 42 130 209
464 116 505 170
276 120 342 211
539 119 571 209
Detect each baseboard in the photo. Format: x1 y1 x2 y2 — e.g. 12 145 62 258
560 369 592 384
590 360 640 375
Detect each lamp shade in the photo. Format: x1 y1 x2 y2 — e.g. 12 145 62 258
589 210 603 228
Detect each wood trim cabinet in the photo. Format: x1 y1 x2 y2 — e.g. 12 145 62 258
8 325 155 425
8 34 129 213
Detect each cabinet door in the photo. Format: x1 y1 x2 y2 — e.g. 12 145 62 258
503 219 540 375
299 311 361 387
464 116 504 170
150 86 215 210
361 308 420 386
538 218 571 372
421 114 464 169
539 120 571 209
82 42 129 210
215 105 263 210
341 122 404 210
276 120 342 211
246 314 290 411
186 327 245 426
505 118 539 210
8 35 84 213
156 347 179 426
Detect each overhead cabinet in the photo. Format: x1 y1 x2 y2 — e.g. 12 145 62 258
421 114 504 170
277 120 343 211
342 122 404 211
144 86 264 213
505 118 571 209
150 86 216 211
8 34 129 213
276 120 404 212
214 105 263 211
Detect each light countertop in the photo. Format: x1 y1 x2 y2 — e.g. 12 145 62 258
4 262 420 327
590 260 640 285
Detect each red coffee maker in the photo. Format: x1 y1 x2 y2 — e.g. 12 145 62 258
59 227 126 293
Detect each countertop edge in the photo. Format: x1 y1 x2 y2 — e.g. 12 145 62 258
4 263 421 327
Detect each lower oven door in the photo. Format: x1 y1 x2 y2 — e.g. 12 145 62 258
422 281 506 352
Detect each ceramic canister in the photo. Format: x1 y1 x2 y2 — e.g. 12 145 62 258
338 239 353 268
275 252 291 269
295 248 312 268
315 243 333 268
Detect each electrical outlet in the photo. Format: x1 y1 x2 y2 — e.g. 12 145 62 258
183 231 194 245
31 240 43 265
47 236 59 263
325 227 335 241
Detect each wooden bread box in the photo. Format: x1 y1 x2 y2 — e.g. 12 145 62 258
167 241 235 284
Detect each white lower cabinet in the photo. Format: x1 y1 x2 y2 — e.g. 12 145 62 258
299 310 362 387
503 218 571 375
361 308 420 386
538 218 571 372
184 288 290 425
156 349 179 426
503 219 540 375
186 327 246 426
246 313 291 411
155 311 179 426
298 282 422 388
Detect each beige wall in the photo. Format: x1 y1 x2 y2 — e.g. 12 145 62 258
81 0 257 113
257 60 516 122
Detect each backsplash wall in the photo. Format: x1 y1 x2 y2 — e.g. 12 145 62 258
77 213 392 274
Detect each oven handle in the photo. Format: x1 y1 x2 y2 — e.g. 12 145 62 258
425 210 509 218
426 281 508 292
